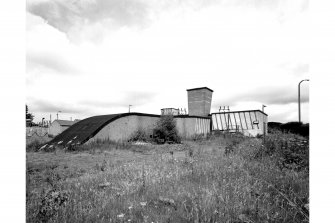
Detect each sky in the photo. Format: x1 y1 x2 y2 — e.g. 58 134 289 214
26 0 310 123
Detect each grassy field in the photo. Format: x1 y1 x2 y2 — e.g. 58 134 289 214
26 132 309 223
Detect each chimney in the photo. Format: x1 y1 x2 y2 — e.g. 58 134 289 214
187 87 213 117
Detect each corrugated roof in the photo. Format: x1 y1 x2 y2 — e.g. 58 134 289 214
211 109 268 116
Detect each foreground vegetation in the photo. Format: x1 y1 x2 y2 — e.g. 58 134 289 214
26 131 309 222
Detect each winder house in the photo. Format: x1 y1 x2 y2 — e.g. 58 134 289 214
42 87 268 149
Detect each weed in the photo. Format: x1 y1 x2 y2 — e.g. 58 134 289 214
128 128 150 142
26 140 44 152
26 131 309 223
36 189 69 222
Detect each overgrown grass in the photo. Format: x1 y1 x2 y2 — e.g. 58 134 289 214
26 134 53 152
26 131 309 222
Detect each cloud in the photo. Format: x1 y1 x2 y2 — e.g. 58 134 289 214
79 100 124 108
79 91 157 108
279 62 309 77
27 50 79 74
27 0 150 35
29 98 90 114
229 0 307 11
292 63 309 76
27 0 308 42
213 86 309 106
122 91 157 106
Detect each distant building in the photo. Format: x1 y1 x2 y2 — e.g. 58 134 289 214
161 108 180 116
48 120 77 137
26 118 33 127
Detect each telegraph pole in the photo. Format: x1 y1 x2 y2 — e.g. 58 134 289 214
262 105 266 113
57 111 61 120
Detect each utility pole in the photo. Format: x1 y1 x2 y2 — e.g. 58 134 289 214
57 111 61 120
227 106 230 131
263 122 266 144
220 106 231 131
262 105 267 144
298 79 309 123
262 105 266 113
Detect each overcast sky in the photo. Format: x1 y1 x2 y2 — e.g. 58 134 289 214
26 0 310 123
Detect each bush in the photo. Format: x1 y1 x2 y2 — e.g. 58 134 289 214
254 132 309 171
212 130 223 136
128 128 149 142
153 115 181 144
268 122 309 138
191 134 205 141
26 140 44 152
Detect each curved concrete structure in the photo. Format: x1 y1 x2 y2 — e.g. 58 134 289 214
40 87 268 150
43 113 211 148
86 114 160 143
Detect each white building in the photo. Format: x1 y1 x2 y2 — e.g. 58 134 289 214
48 120 77 137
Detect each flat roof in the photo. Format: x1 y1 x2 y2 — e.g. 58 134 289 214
211 109 268 116
161 108 179 110
186 87 213 92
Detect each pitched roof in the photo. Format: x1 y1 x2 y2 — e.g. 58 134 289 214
186 87 213 92
54 120 76 126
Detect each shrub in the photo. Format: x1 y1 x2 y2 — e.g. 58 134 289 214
153 115 181 144
26 140 44 152
128 128 149 142
212 130 223 136
191 134 205 141
254 132 309 171
268 122 309 137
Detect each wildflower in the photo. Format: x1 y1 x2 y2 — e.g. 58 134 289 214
117 213 125 218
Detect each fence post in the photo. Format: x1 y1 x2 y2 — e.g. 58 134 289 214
263 122 266 144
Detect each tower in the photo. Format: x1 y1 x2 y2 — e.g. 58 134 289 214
187 87 213 117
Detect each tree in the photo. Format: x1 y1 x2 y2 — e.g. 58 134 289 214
153 115 181 144
26 105 34 120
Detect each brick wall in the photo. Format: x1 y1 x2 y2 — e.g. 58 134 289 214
187 88 213 117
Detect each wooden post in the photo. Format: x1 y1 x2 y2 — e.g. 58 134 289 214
263 122 266 144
